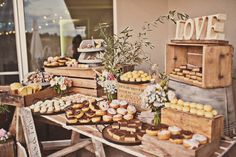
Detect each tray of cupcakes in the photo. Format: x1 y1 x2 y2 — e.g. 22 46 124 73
102 119 150 145
65 99 137 125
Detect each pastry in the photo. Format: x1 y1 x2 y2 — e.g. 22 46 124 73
112 123 120 129
182 107 190 112
182 70 189 74
79 115 90 123
183 102 190 107
183 139 200 149
192 134 208 144
165 103 171 108
10 82 22 93
190 108 197 114
212 109 218 116
157 123 169 130
120 124 128 131
72 103 83 109
110 100 120 109
190 103 197 108
204 105 213 112
204 112 213 118
137 130 146 140
113 130 126 141
190 75 197 80
127 105 136 114
174 68 181 72
196 104 204 110
103 115 112 122
85 110 96 118
117 108 127 115
123 114 134 120
91 117 101 123
170 99 178 104
107 108 117 116
95 110 106 116
168 126 181 135
180 65 187 69
181 130 193 139
34 106 40 113
67 117 78 124
157 130 171 140
146 126 158 136
82 103 90 112
186 74 191 78
99 101 109 111
192 67 201 72
75 110 84 119
176 106 183 111
196 72 202 77
120 100 128 108
40 107 47 114
113 114 123 121
196 110 205 116
47 107 54 114
169 134 184 144
177 72 183 76
126 126 137 132
124 134 137 142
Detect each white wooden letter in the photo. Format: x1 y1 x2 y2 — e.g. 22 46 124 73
206 14 226 40
194 16 207 40
175 20 185 40
183 19 195 40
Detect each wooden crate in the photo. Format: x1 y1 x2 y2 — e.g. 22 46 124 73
0 139 16 157
165 42 233 88
117 82 148 111
0 87 58 107
45 66 104 97
142 134 220 157
161 108 224 142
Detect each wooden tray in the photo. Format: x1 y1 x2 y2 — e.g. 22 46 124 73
32 110 65 116
102 125 141 146
44 65 66 68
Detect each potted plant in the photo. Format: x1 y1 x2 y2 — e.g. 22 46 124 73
96 11 188 101
0 105 9 130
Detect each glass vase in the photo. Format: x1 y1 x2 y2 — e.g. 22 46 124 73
153 109 161 126
107 93 117 102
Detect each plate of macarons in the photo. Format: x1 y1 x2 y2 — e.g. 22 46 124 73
65 99 137 125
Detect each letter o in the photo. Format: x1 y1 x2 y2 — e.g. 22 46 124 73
183 19 194 40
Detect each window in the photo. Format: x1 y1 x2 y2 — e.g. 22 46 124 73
24 0 113 71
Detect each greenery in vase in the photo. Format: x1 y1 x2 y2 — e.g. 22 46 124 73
95 10 188 76
50 76 73 95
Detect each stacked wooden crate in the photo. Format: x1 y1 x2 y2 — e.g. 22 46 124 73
45 66 104 97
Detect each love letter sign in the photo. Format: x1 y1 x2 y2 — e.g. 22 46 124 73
175 14 226 40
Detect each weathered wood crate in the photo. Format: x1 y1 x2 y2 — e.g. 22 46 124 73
166 41 233 88
161 108 224 142
142 134 220 157
0 86 57 107
0 139 16 157
117 82 148 111
45 66 104 97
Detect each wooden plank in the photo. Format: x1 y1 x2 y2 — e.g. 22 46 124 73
161 108 224 142
203 45 233 88
171 39 229 44
187 53 202 67
41 140 72 150
0 140 15 157
44 67 103 79
92 139 106 157
142 134 220 157
71 77 98 89
47 140 91 157
41 114 156 157
70 87 104 97
20 108 42 157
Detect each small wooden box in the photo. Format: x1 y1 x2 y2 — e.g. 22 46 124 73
166 41 233 88
142 134 220 157
0 87 58 107
45 66 104 97
0 139 15 157
161 108 224 142
117 82 148 111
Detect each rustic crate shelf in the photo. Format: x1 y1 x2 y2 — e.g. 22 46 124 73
166 42 233 88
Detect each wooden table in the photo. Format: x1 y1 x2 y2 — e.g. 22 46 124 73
39 113 156 157
39 114 236 157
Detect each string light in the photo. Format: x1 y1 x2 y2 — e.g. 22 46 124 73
0 1 6 7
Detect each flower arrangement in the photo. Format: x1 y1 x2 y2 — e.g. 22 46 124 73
0 128 11 143
50 76 72 95
140 73 176 125
97 71 117 102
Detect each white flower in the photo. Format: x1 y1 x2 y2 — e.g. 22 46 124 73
50 79 56 87
167 90 176 101
60 84 67 91
153 101 164 107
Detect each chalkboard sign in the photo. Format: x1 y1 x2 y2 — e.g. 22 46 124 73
20 108 42 157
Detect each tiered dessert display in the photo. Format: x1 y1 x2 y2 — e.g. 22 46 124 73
44 39 105 97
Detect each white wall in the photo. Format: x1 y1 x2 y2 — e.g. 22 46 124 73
116 0 236 76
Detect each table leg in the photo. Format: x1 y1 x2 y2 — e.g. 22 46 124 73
92 139 106 157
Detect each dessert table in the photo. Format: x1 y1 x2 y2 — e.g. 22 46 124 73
38 113 236 157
